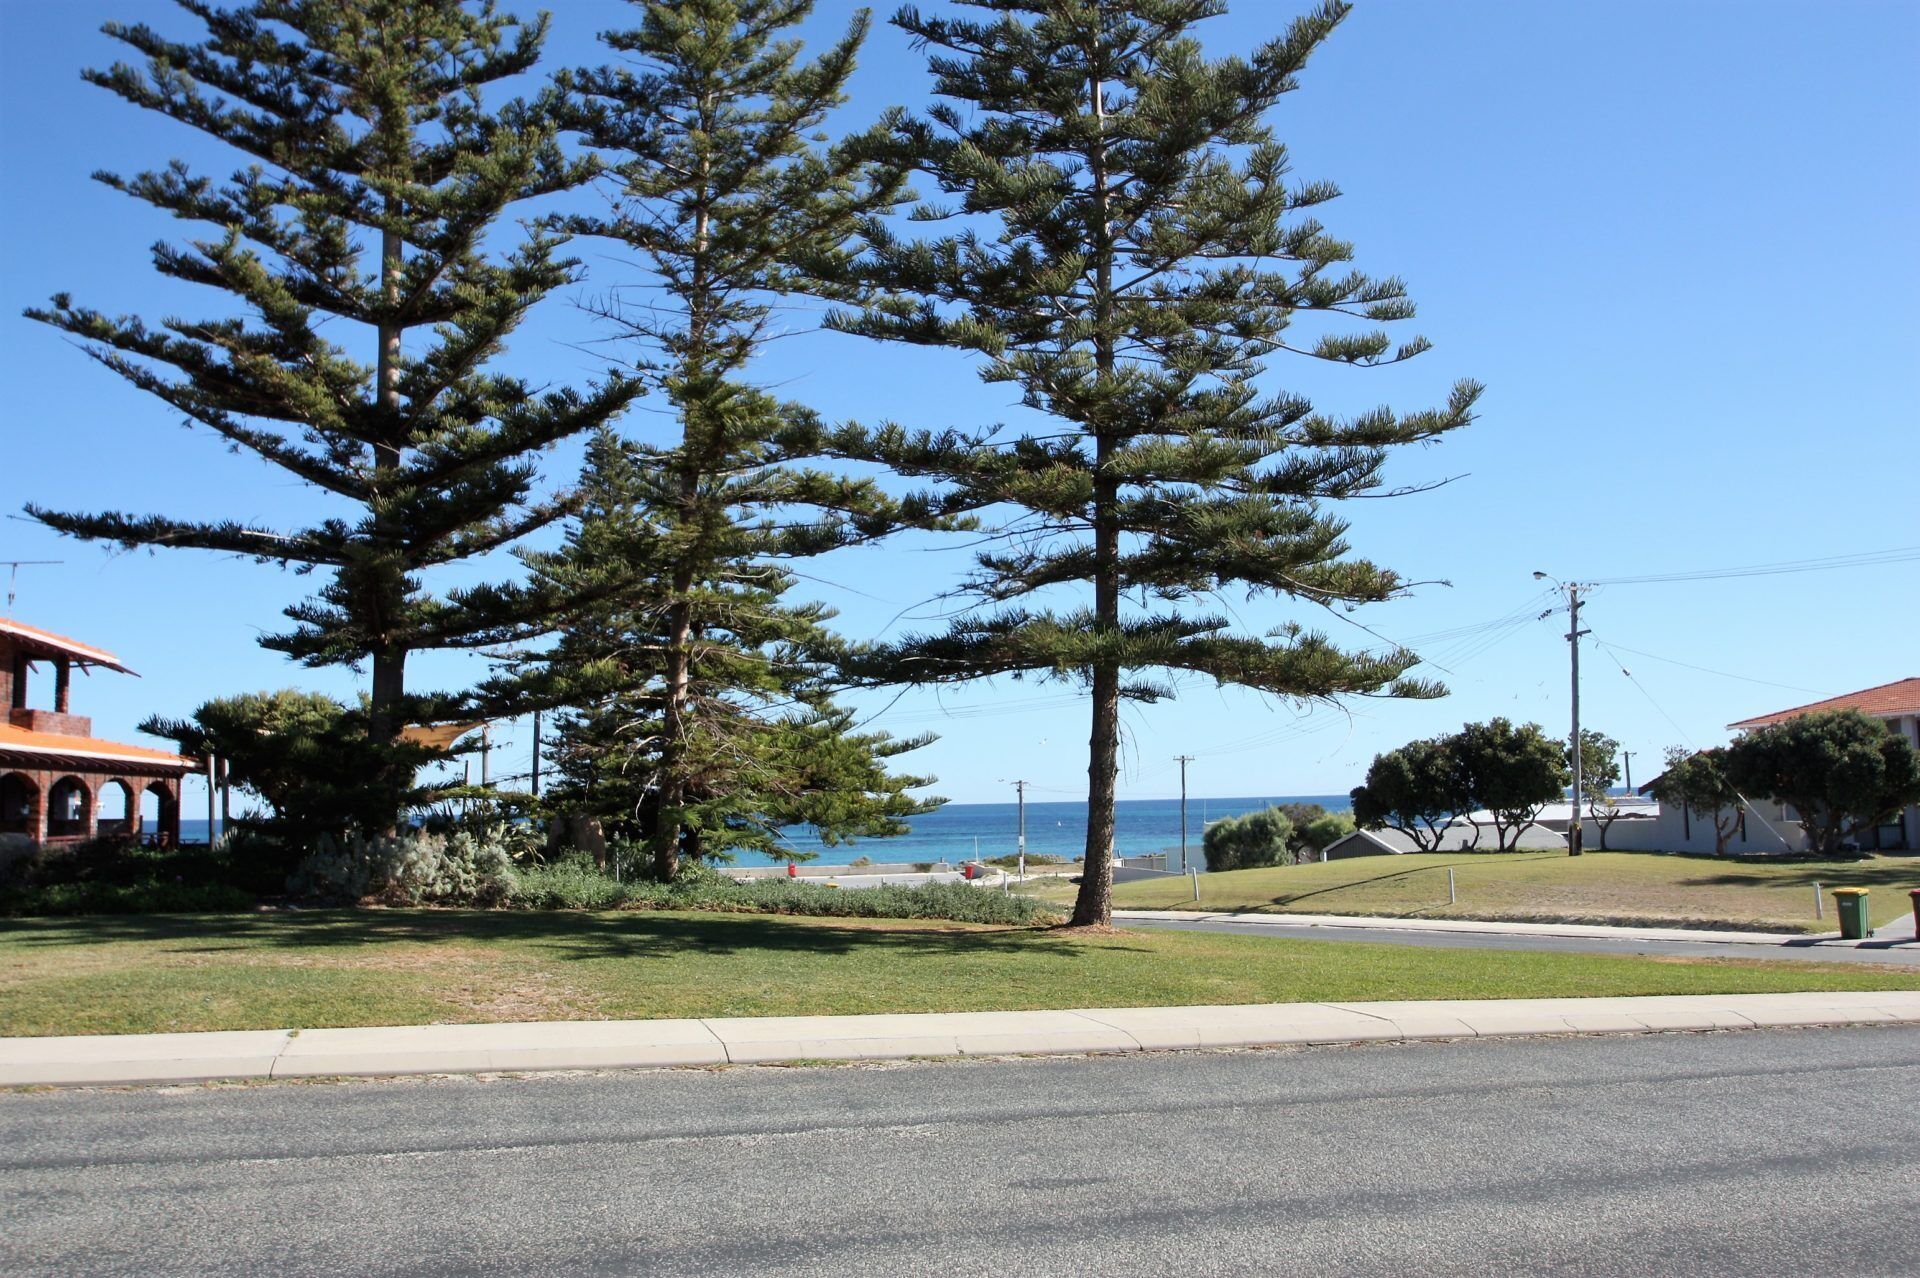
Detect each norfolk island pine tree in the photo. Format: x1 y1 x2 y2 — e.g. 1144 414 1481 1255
488 0 971 879
23 0 642 828
812 0 1480 924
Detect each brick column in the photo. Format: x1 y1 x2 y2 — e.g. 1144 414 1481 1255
127 779 146 837
54 659 71 714
161 781 182 846
9 654 26 711
30 772 46 845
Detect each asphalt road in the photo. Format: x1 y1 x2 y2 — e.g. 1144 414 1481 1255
4 1027 1915 1277
1122 914 1920 965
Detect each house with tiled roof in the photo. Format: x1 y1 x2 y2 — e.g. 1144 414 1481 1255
1587 677 1920 855
1727 678 1920 852
1 619 196 850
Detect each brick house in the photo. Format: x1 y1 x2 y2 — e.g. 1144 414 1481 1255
0 619 194 849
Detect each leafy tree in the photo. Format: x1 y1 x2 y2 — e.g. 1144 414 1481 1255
1350 736 1468 852
1572 728 1625 850
1295 809 1355 860
1452 718 1569 852
1203 806 1294 872
25 1 641 830
821 0 1479 924
1723 710 1920 856
1649 745 1743 855
142 690 399 838
496 1 957 876
1271 800 1352 860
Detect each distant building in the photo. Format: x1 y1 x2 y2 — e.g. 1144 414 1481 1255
1600 677 1920 854
1323 821 1566 858
0 619 194 850
1727 677 1919 852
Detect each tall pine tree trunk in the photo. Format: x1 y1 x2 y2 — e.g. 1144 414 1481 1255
651 585 694 881
648 186 715 883
1076 485 1121 927
1071 53 1119 928
369 218 408 833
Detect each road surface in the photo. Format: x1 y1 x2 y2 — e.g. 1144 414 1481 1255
3 1025 1915 1276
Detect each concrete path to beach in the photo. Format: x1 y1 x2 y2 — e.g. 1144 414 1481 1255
1116 906 1920 966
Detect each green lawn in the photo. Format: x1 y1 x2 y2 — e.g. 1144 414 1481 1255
1018 852 1920 933
2 910 1915 1037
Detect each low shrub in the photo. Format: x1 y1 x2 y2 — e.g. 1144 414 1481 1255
1204 807 1295 871
0 834 278 916
4 879 256 916
288 827 517 906
983 853 1067 868
512 859 635 911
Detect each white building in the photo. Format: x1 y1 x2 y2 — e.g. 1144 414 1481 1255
1586 677 1920 855
1323 820 1565 858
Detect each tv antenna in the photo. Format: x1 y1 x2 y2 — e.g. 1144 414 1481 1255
3 561 62 617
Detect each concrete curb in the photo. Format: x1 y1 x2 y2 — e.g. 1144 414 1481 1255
1112 909 1875 945
4 992 1916 1088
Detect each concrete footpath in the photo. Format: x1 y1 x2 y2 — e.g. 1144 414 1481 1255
1115 907 1919 948
4 991 1917 1088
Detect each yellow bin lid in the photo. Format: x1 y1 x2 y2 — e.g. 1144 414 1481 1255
1831 887 1869 897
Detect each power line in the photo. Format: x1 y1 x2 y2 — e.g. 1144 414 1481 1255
1590 544 1920 587
1590 639 1822 696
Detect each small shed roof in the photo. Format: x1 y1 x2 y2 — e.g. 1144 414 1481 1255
0 618 135 674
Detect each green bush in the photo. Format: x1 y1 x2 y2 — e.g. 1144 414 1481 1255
0 834 275 916
1204 807 1295 872
512 860 636 910
289 827 517 906
2 832 1060 925
0 878 256 917
1296 812 1355 859
983 853 1067 868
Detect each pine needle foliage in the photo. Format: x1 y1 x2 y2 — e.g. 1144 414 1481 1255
501 0 961 876
820 0 1481 923
22 0 643 829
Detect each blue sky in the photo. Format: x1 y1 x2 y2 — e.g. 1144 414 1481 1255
2 0 1915 813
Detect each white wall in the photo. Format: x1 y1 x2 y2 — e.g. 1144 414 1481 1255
1581 800 1806 855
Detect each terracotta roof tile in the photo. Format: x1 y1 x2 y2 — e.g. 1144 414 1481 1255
0 723 194 771
1727 677 1920 729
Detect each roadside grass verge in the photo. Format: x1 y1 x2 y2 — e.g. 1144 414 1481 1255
2 910 1916 1037
1016 852 1920 933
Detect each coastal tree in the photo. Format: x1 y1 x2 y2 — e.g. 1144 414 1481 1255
1572 728 1626 849
24 0 641 829
502 0 957 877
1722 711 1920 856
1650 745 1744 855
1350 736 1467 851
1452 718 1569 851
496 430 943 867
1273 800 1353 860
142 689 374 837
1202 806 1294 872
821 0 1479 924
